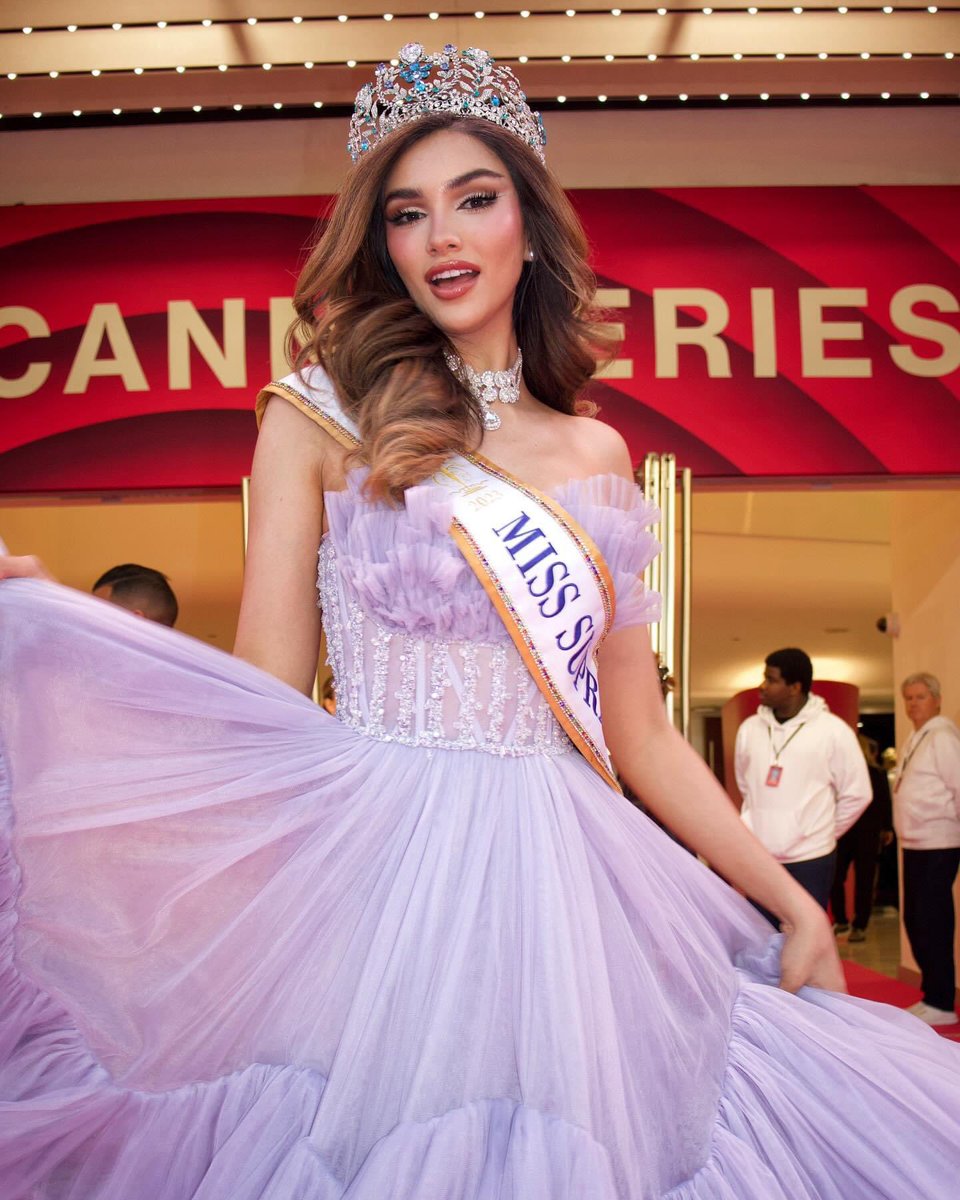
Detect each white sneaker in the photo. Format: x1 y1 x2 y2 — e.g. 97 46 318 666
908 1002 958 1026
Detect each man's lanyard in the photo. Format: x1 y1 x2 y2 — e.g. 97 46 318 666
764 722 807 788
895 729 931 793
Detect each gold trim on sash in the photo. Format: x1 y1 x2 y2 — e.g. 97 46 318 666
256 381 360 451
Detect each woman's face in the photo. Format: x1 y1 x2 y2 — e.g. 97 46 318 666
382 129 526 350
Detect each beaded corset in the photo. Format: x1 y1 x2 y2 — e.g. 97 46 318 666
316 472 660 759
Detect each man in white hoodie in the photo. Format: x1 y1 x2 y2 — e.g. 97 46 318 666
896 672 960 1027
735 648 871 926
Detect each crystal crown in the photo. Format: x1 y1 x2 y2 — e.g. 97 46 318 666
348 44 546 164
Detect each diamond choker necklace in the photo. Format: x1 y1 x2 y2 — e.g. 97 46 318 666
444 348 523 432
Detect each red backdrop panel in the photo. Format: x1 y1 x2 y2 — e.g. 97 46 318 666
1 188 957 492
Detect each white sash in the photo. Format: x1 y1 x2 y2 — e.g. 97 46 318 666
259 367 620 791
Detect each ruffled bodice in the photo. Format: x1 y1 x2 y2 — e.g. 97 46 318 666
319 471 661 757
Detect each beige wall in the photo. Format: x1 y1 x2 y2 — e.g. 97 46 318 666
0 495 245 650
890 490 960 993
3 107 959 206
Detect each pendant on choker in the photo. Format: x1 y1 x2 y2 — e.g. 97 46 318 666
445 348 523 432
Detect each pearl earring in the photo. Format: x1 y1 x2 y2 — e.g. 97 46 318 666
524 248 535 262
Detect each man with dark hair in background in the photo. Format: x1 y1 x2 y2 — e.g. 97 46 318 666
735 647 871 925
92 564 179 628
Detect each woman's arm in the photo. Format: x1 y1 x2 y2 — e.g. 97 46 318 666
233 397 331 694
599 625 845 993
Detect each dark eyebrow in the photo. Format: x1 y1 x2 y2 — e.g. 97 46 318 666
383 168 506 206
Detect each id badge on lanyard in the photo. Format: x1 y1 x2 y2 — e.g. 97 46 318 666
765 723 806 787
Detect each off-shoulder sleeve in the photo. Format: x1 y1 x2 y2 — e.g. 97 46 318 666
552 474 662 632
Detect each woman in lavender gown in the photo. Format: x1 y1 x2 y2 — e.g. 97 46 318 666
1 45 958 1200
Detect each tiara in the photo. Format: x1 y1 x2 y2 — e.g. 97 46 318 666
348 43 547 164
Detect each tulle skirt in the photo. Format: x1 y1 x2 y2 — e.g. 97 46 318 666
2 580 959 1199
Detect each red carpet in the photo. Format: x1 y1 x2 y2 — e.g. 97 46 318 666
842 961 960 1041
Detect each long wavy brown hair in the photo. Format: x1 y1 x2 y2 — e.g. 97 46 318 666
291 112 615 501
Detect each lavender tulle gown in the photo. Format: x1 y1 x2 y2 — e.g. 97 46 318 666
1 472 959 1200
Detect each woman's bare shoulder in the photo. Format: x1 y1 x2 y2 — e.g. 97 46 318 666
561 412 635 482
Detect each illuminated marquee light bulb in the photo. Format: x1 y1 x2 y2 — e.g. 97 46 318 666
74 108 82 115
274 101 283 108
176 65 185 73
840 91 850 99
605 54 614 61
561 54 571 62
314 100 324 108
760 92 770 100
67 25 78 32
920 91 930 98
719 92 729 100
383 13 394 21
153 106 162 113
818 52 828 60
679 93 688 101
193 104 202 111
945 52 955 59
347 59 357 67
429 12 439 19
690 53 700 61
732 52 743 61
800 91 810 100
902 51 912 59
339 14 349 22
219 64 228 71
246 17 257 25
262 63 272 70
566 9 576 16
292 16 303 24
91 68 101 76
518 55 529 63
49 70 58 78
22 26 32 34
638 93 648 101
776 52 785 60
304 61 314 69
233 103 243 110
597 94 607 102
134 66 144 74
648 53 657 61
157 21 167 29
112 107 122 114
520 10 530 18
202 19 212 27
6 72 15 80
475 10 485 17
611 7 622 14
557 94 566 102
883 5 892 11
33 110 42 117
880 92 890 99
112 23 123 31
